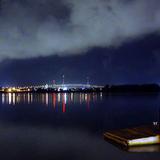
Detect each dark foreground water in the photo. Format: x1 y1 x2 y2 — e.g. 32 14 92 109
0 92 160 160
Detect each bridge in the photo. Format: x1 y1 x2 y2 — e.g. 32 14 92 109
0 83 105 93
34 83 104 91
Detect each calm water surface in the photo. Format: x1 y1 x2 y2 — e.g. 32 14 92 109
0 92 160 160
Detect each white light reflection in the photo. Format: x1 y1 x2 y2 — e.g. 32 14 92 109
45 93 49 106
16 94 20 104
2 94 5 104
27 93 30 104
0 92 101 111
71 93 74 102
30 94 33 103
80 93 82 104
100 92 103 100
9 93 12 105
58 93 61 103
13 93 16 105
64 93 67 104
82 94 85 102
85 94 87 102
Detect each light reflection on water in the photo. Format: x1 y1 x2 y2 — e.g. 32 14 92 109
1 92 103 112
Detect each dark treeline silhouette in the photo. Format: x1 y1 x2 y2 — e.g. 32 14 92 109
103 84 160 93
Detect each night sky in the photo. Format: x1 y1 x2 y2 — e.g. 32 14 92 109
0 0 160 86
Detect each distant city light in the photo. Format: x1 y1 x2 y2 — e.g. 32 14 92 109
0 83 104 93
45 84 49 89
7 88 12 92
63 87 68 91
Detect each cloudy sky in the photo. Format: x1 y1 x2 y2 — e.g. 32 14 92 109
0 0 160 85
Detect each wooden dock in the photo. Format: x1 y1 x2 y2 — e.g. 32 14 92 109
104 125 160 147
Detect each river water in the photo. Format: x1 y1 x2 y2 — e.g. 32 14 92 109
0 92 160 160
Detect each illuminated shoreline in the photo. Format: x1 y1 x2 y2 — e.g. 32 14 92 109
0 83 159 93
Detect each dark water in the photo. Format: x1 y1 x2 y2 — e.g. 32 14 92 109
0 92 160 160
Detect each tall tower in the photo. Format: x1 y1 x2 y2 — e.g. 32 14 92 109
87 77 90 85
62 75 65 85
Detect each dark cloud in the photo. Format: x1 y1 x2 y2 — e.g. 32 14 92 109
0 0 160 59
0 34 160 85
